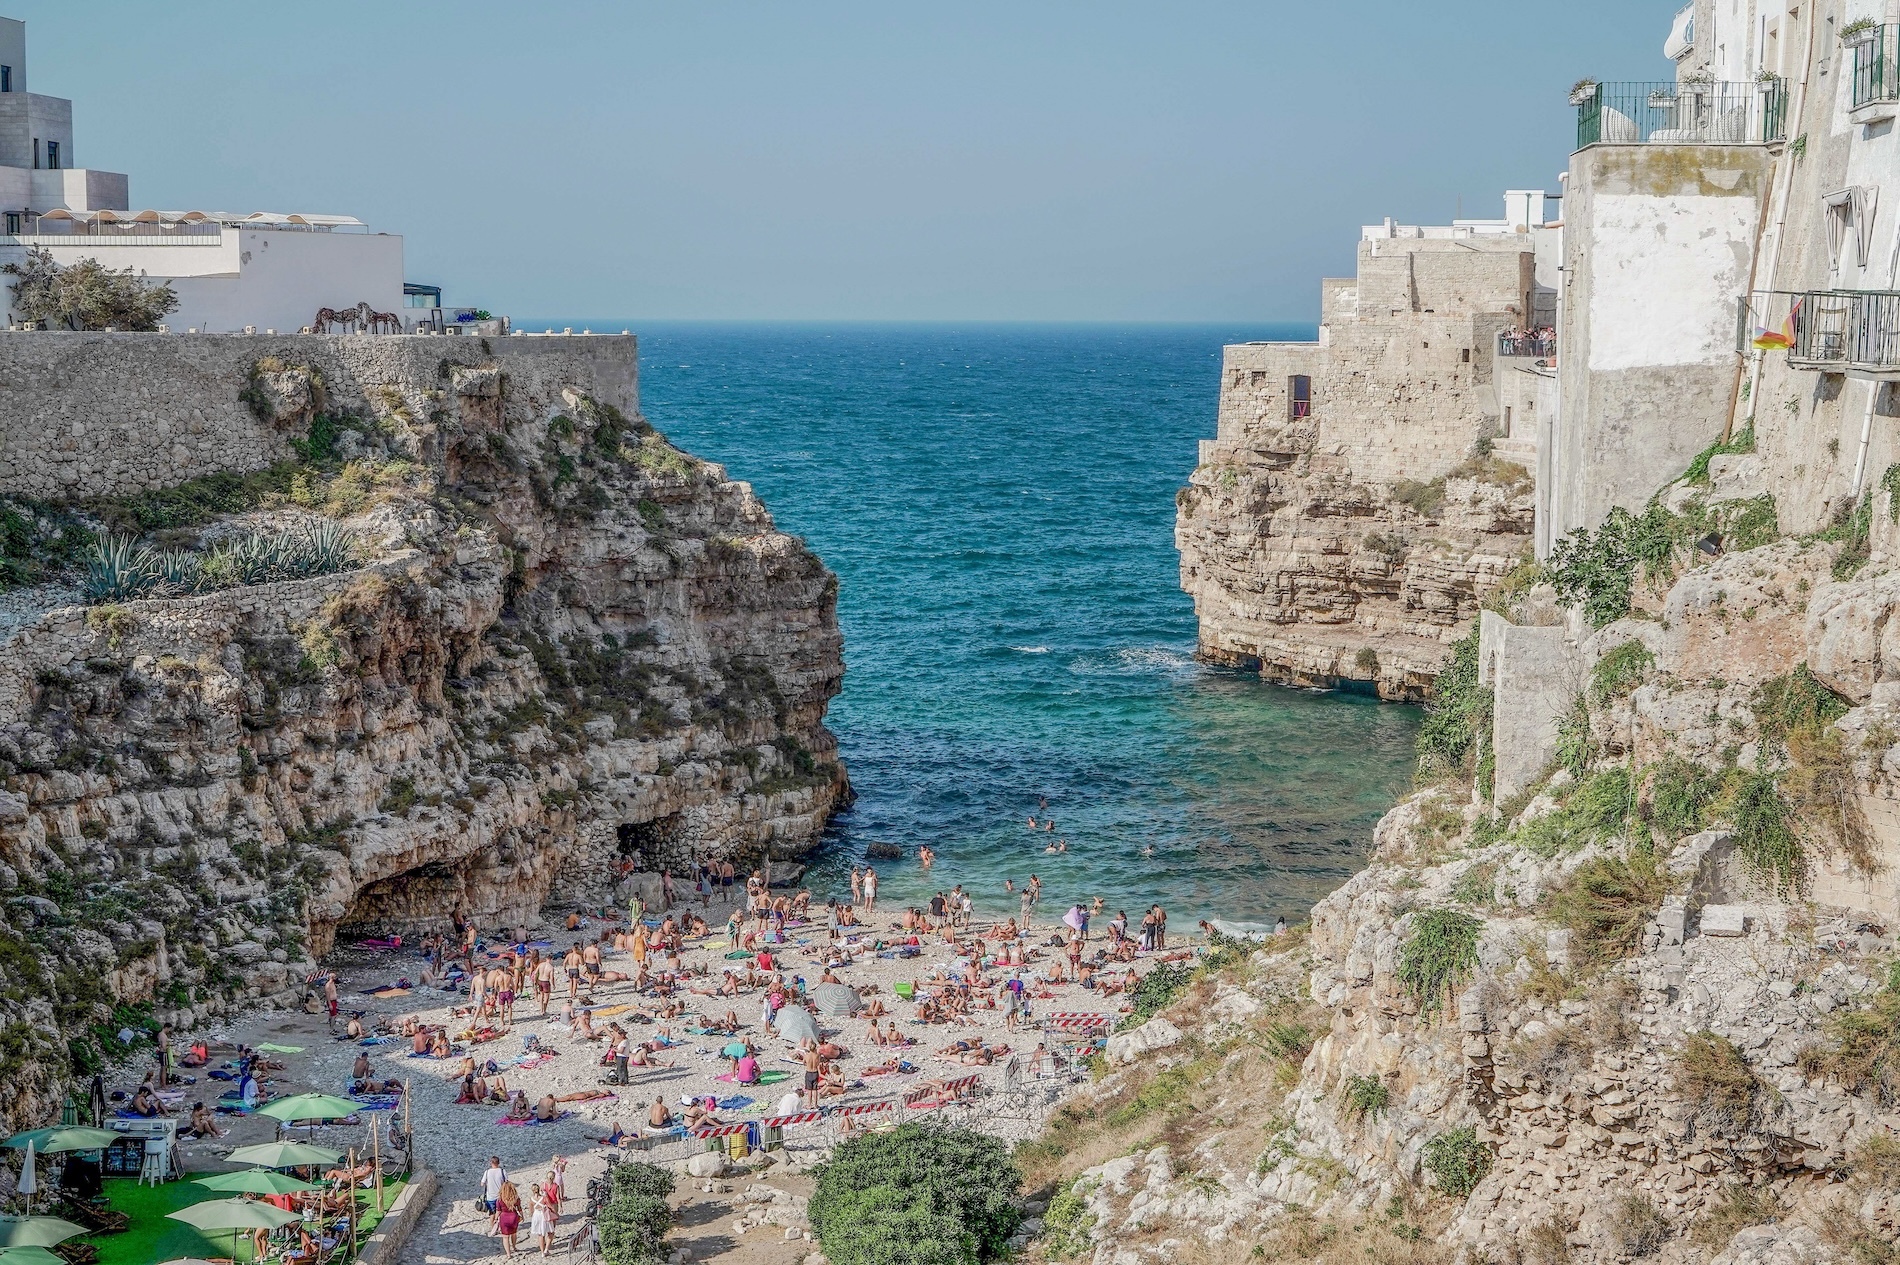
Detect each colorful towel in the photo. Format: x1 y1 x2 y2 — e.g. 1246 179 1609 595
715 1069 789 1085
717 1095 754 1110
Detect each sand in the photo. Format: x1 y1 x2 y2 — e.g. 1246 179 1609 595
156 887 1182 1264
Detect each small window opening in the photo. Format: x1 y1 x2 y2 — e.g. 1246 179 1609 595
1288 375 1312 420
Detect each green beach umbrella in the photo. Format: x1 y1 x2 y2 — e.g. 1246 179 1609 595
0 1218 87 1249
166 1199 301 1263
721 1040 749 1058
256 1093 361 1123
195 1170 322 1195
3 1126 118 1154
0 1247 71 1265
225 1141 343 1169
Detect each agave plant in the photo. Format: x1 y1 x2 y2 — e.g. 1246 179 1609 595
300 521 360 574
83 535 158 602
145 548 206 596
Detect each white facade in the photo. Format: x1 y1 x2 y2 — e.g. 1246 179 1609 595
0 14 418 333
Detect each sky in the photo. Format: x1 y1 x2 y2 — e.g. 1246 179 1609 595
20 2 1674 322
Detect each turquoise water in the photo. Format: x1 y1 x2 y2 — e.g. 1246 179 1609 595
617 323 1420 923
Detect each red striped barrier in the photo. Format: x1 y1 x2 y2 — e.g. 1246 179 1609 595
690 1122 752 1139
762 1110 823 1128
826 1101 892 1118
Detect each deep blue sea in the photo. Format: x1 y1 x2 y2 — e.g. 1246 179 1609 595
568 323 1421 924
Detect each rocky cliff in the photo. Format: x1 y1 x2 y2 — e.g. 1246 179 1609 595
0 338 844 1131
1039 459 1900 1265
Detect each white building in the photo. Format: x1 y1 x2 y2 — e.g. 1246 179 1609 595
0 14 442 334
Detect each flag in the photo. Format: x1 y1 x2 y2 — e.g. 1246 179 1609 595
1754 296 1802 350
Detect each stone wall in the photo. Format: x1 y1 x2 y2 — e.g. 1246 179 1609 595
1546 144 1771 549
0 331 636 498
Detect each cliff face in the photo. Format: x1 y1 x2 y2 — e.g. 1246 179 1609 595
1176 452 1533 702
0 338 843 1131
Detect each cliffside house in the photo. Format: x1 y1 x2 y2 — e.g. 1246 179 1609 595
0 14 464 335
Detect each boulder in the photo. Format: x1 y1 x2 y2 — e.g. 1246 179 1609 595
686 1151 729 1178
1699 905 1749 937
1103 1017 1183 1065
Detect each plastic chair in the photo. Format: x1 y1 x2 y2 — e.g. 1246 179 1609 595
893 982 914 1001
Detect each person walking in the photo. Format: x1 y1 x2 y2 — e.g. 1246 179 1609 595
479 1157 507 1225
531 1185 556 1256
863 867 878 914
496 1180 523 1256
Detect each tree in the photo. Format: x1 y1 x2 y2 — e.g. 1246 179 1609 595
4 247 179 331
810 1123 1023 1265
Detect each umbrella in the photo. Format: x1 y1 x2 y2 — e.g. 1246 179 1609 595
0 1218 87 1249
0 1248 71 1265
810 983 861 1017
224 1142 343 1169
255 1093 361 1123
3 1127 118 1155
15 1143 34 1205
166 1199 301 1263
774 1007 819 1045
720 1041 749 1059
195 1170 321 1195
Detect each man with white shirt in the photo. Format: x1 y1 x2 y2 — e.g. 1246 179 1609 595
479 1157 506 1225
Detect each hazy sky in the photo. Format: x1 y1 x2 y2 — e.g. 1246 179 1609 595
23 2 1672 321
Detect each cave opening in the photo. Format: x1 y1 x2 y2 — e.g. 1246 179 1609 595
333 857 476 942
617 814 685 867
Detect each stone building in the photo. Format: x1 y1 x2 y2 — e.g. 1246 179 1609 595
1175 194 1554 698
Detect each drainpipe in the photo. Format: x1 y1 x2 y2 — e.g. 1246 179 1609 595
1730 0 1820 440
1852 379 1880 495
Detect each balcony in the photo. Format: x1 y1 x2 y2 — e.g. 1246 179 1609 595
1574 79 1787 150
1742 290 1900 376
1849 24 1900 120
1498 331 1556 359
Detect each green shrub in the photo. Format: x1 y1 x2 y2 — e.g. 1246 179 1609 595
1452 861 1498 907
1417 626 1491 782
1341 1074 1390 1122
597 1162 675 1265
810 1123 1021 1265
1118 961 1196 1030
1798 959 1900 1106
1591 641 1654 702
1391 477 1447 519
1422 1125 1491 1197
1723 772 1802 894
1545 848 1668 964
1262 1022 1314 1062
1397 909 1483 1015
1643 757 1723 839
1548 504 1676 627
1753 666 1848 758
81 523 359 603
1682 427 1755 486
1041 1182 1096 1260
1675 1032 1761 1133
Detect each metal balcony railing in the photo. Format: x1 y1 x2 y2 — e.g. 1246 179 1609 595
1498 333 1556 358
1850 25 1900 108
1575 79 1787 150
1741 290 1900 373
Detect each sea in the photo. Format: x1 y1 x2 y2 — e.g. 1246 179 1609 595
554 323 1422 925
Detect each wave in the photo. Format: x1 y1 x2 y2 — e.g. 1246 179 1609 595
1009 645 1051 654
1066 645 1201 678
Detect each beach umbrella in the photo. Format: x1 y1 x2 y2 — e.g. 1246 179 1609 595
4 1127 118 1155
0 1247 71 1265
774 1007 819 1045
810 983 861 1017
14 1143 33 1208
225 1141 343 1169
195 1170 321 1195
166 1198 300 1262
256 1093 361 1123
0 1218 87 1249
720 1041 749 1059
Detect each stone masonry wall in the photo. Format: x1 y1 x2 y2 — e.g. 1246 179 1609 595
0 331 637 498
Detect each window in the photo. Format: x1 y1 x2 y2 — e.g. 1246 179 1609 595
1824 187 1878 272
1 66 12 93
1461 347 1471 364
1504 405 1514 437
4 213 18 236
1288 375 1312 420
31 138 38 169
45 141 59 170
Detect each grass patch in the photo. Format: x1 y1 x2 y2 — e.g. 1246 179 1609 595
1797 959 1900 1106
1641 757 1723 839
1397 909 1482 1015
1544 848 1668 965
1690 1183 1781 1248
1590 640 1654 702
1340 1074 1390 1122
1682 427 1755 487
1609 1194 1667 1257
1675 1031 1762 1135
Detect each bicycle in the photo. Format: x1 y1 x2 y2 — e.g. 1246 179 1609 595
564 1217 601 1263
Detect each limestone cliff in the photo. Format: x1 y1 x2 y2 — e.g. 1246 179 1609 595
0 337 843 1131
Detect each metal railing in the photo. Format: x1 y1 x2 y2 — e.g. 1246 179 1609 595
1576 79 1787 149
1851 26 1900 108
1741 289 1900 372
0 232 224 247
1498 333 1556 358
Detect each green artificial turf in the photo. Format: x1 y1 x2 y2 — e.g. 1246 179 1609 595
90 1174 406 1265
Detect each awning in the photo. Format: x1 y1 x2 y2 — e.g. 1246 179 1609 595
1664 4 1694 61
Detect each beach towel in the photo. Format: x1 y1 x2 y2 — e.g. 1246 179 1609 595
356 937 402 950
716 1095 754 1110
590 1005 633 1018
723 950 754 960
495 1110 572 1127
351 1094 404 1111
715 1069 789 1086
357 1036 399 1046
366 988 410 999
